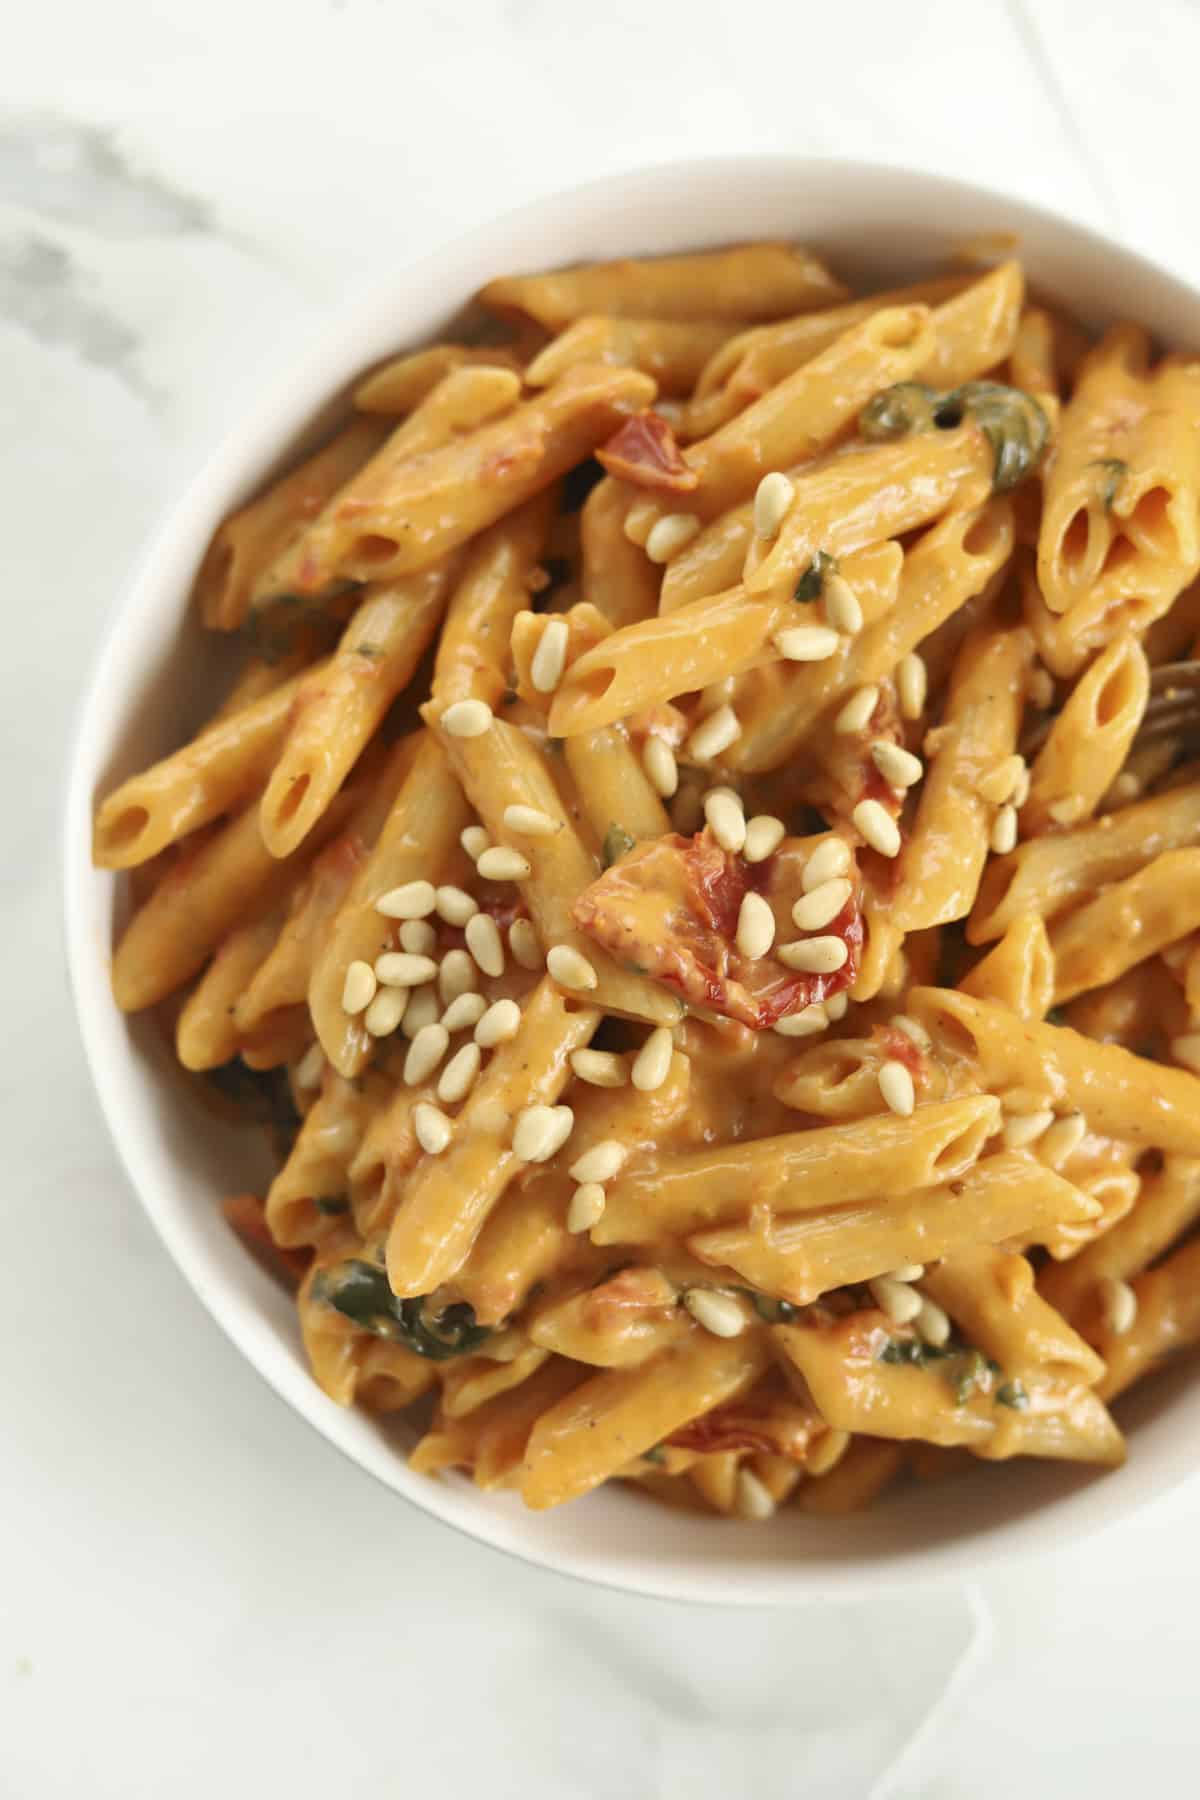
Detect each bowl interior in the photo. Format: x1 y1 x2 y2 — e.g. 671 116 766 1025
64 157 1200 1604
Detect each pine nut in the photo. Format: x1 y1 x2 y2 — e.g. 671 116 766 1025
1027 667 1055 710
441 991 488 1033
704 787 746 854
977 754 1026 806
434 885 478 926
1040 1111 1086 1168
404 1023 450 1086
736 891 776 960
400 985 440 1039
477 846 531 882
474 997 521 1048
773 1004 828 1038
802 837 851 891
989 804 1019 854
896 653 927 720
1001 1108 1054 1150
567 1183 607 1234
512 1103 575 1164
791 878 851 931
774 624 840 662
465 912 505 979
891 1014 931 1051
869 1275 923 1324
570 1048 628 1087
645 512 700 563
878 1059 915 1116
437 1040 481 1105
871 740 923 789
778 936 848 974
295 1042 325 1089
743 814 785 863
824 991 849 1021
632 1026 674 1092
438 948 478 1006
823 571 862 634
399 919 437 956
1048 795 1086 826
413 1102 452 1155
853 798 901 858
834 685 879 734
753 470 795 539
642 735 678 798
341 960 376 1015
547 943 598 991
735 1468 775 1521
376 880 436 919
1100 1276 1137 1336
508 918 543 970
687 704 741 762
375 952 437 988
503 803 559 838
888 1264 926 1283
441 698 494 738
570 1139 627 1184
461 824 490 862
364 987 407 1037
915 1296 952 1348
531 617 569 693
684 1288 745 1338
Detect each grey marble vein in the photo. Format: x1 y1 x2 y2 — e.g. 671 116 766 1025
0 114 214 238
0 230 150 392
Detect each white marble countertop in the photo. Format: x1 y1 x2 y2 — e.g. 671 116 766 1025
7 0 1200 1791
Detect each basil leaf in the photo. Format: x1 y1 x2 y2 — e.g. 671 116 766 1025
859 381 941 441
794 549 837 603
312 1260 492 1360
1090 457 1128 512
603 822 636 867
996 1379 1030 1410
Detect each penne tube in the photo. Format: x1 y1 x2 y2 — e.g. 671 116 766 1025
307 364 656 588
266 1071 385 1248
593 1096 1000 1245
917 261 1024 388
743 424 994 601
259 559 457 857
1047 849 1200 1005
1038 326 1200 618
731 504 1011 774
253 364 523 602
175 908 285 1070
550 538 904 739
409 1358 588 1489
890 623 1032 932
525 315 744 395
520 1329 771 1509
1095 1238 1200 1402
960 913 1055 1020
687 1152 1099 1304
908 985 1200 1154
1061 958 1186 1053
352 343 523 414
385 978 599 1299
112 784 352 1012
298 1255 435 1412
628 304 937 532
431 491 557 709
478 242 848 331
427 704 682 1025
921 1246 1105 1386
799 1437 908 1515
578 476 660 628
192 418 388 630
237 738 418 1029
528 1271 693 1369
1021 632 1149 834
307 733 471 1075
1040 1155 1200 1322
93 659 327 869
438 1342 551 1421
563 725 671 848
968 780 1200 943
776 1310 1123 1465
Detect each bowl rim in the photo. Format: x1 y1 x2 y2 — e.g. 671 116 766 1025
62 152 1200 1606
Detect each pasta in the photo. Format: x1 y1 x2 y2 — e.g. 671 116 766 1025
95 236 1200 1529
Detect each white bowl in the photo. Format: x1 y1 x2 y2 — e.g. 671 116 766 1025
64 156 1200 1605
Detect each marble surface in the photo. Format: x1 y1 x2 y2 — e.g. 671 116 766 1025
7 0 1200 1790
